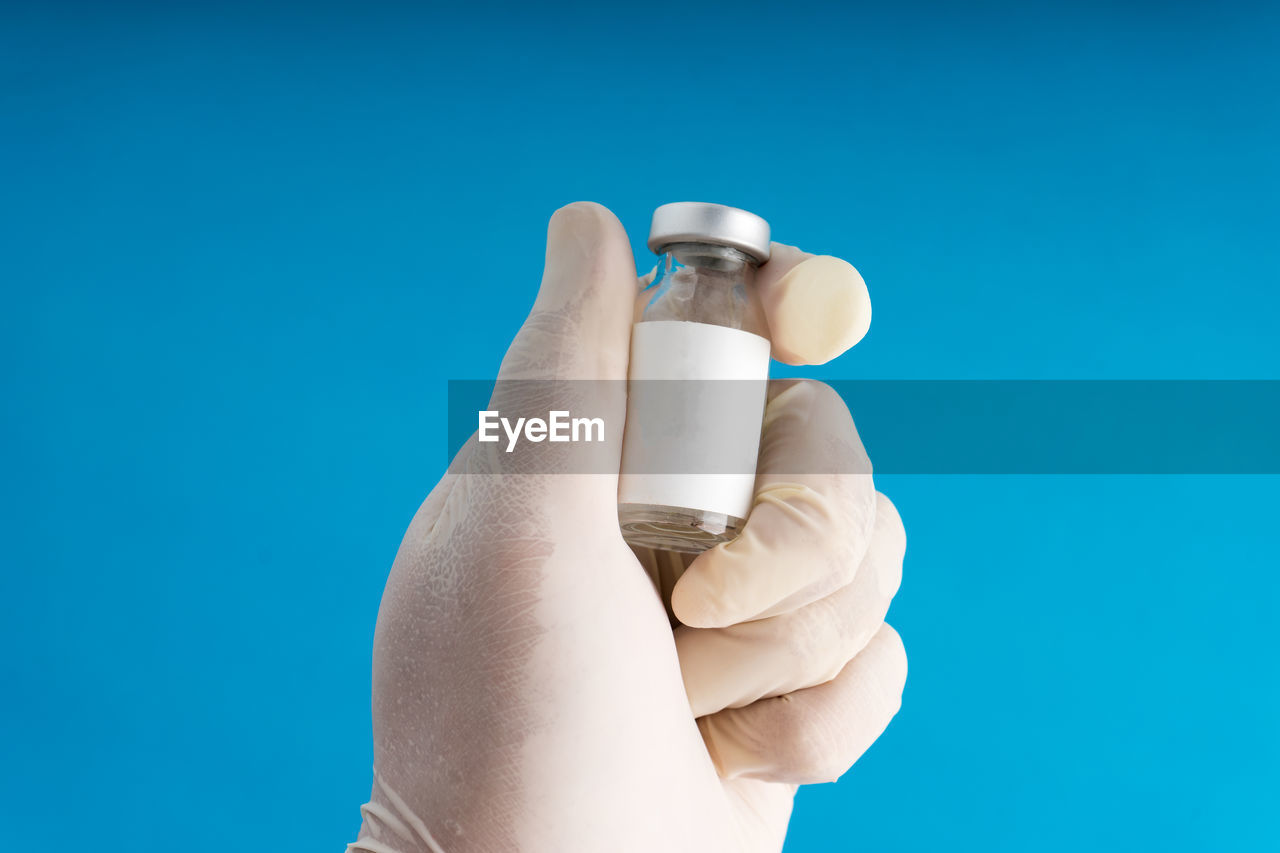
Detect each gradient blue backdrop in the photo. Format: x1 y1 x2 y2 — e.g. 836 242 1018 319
3 2 1278 850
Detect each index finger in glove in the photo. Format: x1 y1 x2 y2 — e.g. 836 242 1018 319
757 243 871 366
670 379 876 628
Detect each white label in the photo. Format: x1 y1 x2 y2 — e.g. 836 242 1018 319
618 321 770 520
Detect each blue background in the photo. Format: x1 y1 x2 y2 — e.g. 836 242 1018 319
3 1 1278 850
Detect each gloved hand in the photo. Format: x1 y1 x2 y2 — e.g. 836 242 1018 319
349 203 906 853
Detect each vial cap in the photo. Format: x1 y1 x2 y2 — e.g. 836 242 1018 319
647 202 772 264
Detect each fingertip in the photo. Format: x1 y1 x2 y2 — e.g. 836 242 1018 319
500 199 637 383
671 547 753 628
763 255 872 366
548 199 620 230
670 569 724 628
543 201 628 271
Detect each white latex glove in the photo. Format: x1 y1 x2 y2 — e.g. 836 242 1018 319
349 202 906 853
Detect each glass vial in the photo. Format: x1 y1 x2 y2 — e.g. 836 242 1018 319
618 202 772 553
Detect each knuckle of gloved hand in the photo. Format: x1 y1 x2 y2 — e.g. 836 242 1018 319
771 483 867 584
780 601 847 686
806 380 871 463
837 475 878 556
875 492 908 562
835 609 886 668
829 505 870 580
770 379 849 430
813 537 862 596
795 378 848 419
881 549 905 602
774 712 852 785
865 524 906 606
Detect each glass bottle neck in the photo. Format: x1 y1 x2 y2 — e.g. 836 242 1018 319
641 241 767 334
660 242 758 275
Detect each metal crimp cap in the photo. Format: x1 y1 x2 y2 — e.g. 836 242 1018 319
647 202 772 264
